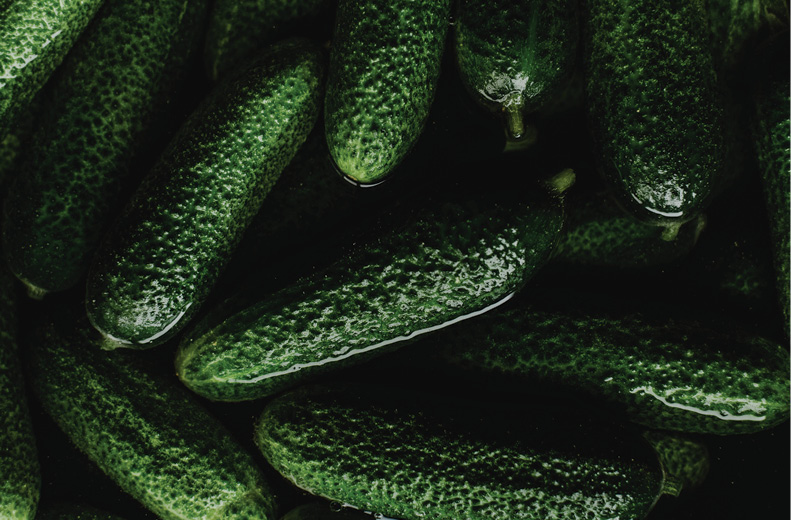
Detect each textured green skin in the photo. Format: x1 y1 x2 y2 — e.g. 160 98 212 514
204 0 327 81
431 302 790 434
753 69 790 333
455 0 578 114
0 269 39 519
85 39 324 348
2 0 208 296
28 317 277 520
584 0 724 223
176 181 567 401
553 191 705 268
0 0 105 138
257 384 665 520
36 503 127 520
325 0 449 184
644 431 710 491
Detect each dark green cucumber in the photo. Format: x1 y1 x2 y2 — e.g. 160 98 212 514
552 190 706 269
324 0 449 184
28 313 277 520
2 0 208 298
175 170 573 401
584 0 724 224
0 0 105 138
85 38 324 349
35 503 126 520
256 384 667 520
455 0 578 140
428 297 790 434
204 0 329 81
0 268 39 520
644 431 710 491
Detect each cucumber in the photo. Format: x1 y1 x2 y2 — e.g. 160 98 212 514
0 0 105 138
584 0 724 224
204 0 330 81
85 38 324 349
28 312 277 520
324 0 450 184
2 0 208 298
455 0 579 140
427 295 790 434
256 384 667 520
644 431 710 491
0 268 39 520
35 503 126 520
175 170 573 402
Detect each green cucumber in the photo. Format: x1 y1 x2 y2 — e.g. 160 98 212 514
28 312 277 520
256 384 667 520
455 0 579 140
0 0 105 138
35 503 126 520
175 170 573 402
427 296 790 434
204 0 329 81
85 38 324 349
324 0 450 184
584 0 724 224
0 268 39 520
2 0 208 298
644 431 710 491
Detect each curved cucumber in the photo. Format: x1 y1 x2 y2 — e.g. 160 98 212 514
85 38 324 349
0 268 40 520
175 171 572 402
455 0 578 140
256 384 666 520
644 431 710 491
35 503 126 520
2 0 208 298
0 0 105 137
324 0 449 184
28 313 277 520
584 0 724 224
429 297 790 434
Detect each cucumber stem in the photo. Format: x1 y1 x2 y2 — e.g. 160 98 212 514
504 105 526 140
545 168 576 196
661 474 683 497
22 280 47 300
660 222 682 242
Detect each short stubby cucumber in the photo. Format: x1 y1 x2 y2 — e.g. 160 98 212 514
455 0 578 140
428 297 790 434
256 384 667 520
28 313 277 520
643 431 710 491
85 38 324 349
2 0 208 298
204 0 329 81
324 0 449 184
0 268 40 520
175 170 572 401
35 503 126 520
0 0 105 138
584 0 724 224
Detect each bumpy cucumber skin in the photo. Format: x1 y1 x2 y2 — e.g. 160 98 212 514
455 0 578 115
584 0 724 224
2 0 208 296
432 302 790 434
176 181 567 401
644 431 710 491
85 39 324 348
257 384 665 520
28 317 277 520
205 0 327 81
0 0 105 138
553 191 705 268
325 0 449 184
35 503 126 520
0 269 39 520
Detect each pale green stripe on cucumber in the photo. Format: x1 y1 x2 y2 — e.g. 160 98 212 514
175 170 573 402
256 384 667 520
2 0 208 298
28 313 277 520
85 38 324 349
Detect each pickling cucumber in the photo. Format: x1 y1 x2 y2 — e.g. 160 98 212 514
85 38 324 349
175 170 573 402
256 383 667 520
28 312 277 520
324 0 449 184
2 0 208 298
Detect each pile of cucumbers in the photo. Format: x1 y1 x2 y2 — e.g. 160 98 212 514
0 0 789 519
